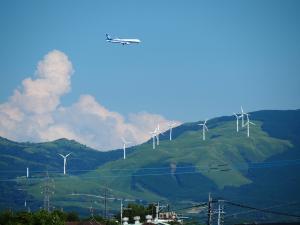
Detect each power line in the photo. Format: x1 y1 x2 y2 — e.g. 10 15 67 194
173 202 208 212
0 159 300 182
1 158 300 174
224 201 300 218
225 200 300 218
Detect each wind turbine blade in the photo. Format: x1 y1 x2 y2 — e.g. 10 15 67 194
66 153 71 157
250 122 255 125
198 123 204 126
58 154 64 158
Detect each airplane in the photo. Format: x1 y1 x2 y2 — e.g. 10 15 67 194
106 34 141 45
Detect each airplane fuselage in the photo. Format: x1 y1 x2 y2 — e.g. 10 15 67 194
106 34 141 45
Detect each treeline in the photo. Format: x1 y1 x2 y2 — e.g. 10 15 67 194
0 203 185 224
0 210 118 225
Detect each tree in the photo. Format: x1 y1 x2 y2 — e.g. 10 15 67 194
31 210 65 225
66 211 79 221
15 211 33 224
0 210 15 225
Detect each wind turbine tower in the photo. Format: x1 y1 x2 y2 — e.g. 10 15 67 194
150 128 157 149
168 122 177 141
121 137 131 160
198 119 209 141
241 106 246 127
59 153 71 175
233 113 242 132
245 114 255 137
156 124 161 145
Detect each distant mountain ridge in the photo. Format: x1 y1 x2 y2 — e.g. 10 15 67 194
0 136 130 211
0 137 127 178
0 109 300 222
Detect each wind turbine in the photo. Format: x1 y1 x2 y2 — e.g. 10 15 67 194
245 113 255 137
233 112 242 132
58 153 71 175
155 124 162 145
168 122 177 141
149 128 157 149
241 106 246 127
121 137 131 160
198 119 208 141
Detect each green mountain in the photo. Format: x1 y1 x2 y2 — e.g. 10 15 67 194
0 137 128 211
1 109 300 221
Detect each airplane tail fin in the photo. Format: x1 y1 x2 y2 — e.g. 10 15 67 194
106 33 112 40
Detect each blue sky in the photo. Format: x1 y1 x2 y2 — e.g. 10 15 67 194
1 0 300 123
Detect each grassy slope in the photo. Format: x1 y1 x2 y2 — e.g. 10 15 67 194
41 115 293 211
0 137 125 210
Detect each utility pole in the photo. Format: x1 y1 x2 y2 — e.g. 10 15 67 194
25 167 30 212
41 171 54 212
154 202 169 222
89 201 94 218
104 187 107 219
218 203 221 225
120 199 123 224
207 193 213 225
156 201 160 221
217 200 225 225
120 199 132 225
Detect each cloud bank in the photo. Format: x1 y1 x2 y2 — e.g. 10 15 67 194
0 50 178 150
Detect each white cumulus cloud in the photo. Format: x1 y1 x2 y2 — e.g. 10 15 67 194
0 50 180 150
